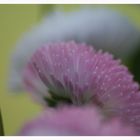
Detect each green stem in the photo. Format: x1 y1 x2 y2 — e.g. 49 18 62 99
0 109 4 136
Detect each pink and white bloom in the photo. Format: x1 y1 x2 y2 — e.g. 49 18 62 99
18 106 137 136
9 8 140 92
23 41 140 132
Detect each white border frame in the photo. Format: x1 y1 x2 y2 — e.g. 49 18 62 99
0 136 140 140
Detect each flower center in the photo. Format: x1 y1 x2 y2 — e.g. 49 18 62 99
44 90 72 107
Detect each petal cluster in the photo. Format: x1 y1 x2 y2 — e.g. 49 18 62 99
9 8 140 92
23 41 140 132
18 106 136 136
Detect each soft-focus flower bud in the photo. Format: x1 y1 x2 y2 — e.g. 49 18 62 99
18 106 137 136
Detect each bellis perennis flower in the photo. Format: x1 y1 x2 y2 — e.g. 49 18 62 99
9 8 140 92
18 106 137 136
23 41 140 132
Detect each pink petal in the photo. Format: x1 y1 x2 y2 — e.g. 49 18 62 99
23 41 140 131
18 106 137 136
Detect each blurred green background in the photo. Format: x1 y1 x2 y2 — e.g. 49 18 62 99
0 4 140 135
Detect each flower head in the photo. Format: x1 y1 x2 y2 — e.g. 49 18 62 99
9 8 140 92
24 41 140 131
18 106 137 136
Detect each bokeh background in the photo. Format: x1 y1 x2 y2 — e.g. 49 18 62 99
0 4 140 135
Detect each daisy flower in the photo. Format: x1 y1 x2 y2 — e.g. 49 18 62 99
24 41 140 132
9 8 140 92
